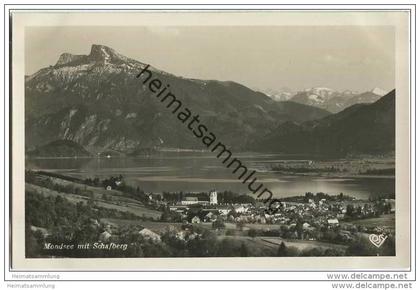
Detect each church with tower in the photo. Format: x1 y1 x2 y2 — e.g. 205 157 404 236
209 190 218 205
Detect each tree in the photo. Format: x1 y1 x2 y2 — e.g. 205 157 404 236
301 247 324 257
346 204 355 218
215 239 237 257
305 192 314 202
277 241 287 256
295 220 304 239
236 220 246 231
25 224 44 258
212 218 225 230
86 191 95 207
240 243 248 257
279 225 289 238
248 229 257 238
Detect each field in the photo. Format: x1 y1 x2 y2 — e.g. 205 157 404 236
243 223 282 231
216 236 276 256
259 237 347 251
100 218 183 234
26 173 162 219
345 214 395 230
215 235 347 256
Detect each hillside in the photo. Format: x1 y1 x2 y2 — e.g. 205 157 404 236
25 44 330 154
255 90 395 156
27 140 92 158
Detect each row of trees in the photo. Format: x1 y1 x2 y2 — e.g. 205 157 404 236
271 164 346 173
345 201 393 219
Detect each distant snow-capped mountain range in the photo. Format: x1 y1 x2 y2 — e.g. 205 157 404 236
256 87 389 113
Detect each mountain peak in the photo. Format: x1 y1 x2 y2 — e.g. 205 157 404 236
55 53 84 66
371 87 387 96
88 44 120 62
54 45 123 66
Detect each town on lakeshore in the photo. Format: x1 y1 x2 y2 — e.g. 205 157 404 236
25 170 395 257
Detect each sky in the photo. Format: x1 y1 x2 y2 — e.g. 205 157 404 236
25 26 395 93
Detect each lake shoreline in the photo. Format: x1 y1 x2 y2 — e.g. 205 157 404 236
26 153 395 200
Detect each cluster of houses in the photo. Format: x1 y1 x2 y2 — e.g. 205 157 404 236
167 190 255 224
96 219 201 245
92 189 395 246
163 191 395 231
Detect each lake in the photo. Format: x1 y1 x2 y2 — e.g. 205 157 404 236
26 152 395 200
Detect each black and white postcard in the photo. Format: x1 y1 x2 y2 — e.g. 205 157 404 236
9 9 411 271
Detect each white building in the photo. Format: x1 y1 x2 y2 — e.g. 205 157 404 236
99 231 112 242
139 228 161 242
181 196 209 205
181 197 199 205
234 205 247 214
191 216 201 224
327 218 339 226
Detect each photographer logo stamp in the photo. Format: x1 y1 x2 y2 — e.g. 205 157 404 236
369 234 388 248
